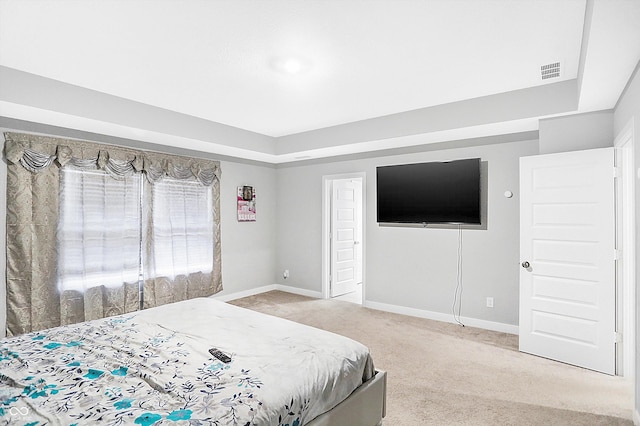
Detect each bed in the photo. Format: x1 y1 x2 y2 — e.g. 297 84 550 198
0 297 386 425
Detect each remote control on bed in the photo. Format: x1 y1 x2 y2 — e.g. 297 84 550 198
208 348 232 363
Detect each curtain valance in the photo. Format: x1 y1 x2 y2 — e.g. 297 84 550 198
4 132 221 186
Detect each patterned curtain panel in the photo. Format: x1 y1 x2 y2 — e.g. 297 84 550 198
3 132 222 336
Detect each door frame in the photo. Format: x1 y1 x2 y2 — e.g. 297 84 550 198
614 118 635 378
322 172 366 302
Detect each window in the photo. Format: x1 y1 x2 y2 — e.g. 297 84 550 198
57 169 214 294
5 132 222 334
58 167 142 292
151 177 214 279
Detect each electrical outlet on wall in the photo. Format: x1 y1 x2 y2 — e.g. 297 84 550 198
283 270 289 279
486 297 494 308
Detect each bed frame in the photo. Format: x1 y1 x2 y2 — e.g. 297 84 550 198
307 369 386 426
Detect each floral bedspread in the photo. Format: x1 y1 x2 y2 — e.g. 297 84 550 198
0 298 374 426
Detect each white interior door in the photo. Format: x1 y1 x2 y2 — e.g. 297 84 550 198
519 147 616 375
331 179 358 297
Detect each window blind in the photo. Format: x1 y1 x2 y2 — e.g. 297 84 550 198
57 167 142 292
150 177 214 280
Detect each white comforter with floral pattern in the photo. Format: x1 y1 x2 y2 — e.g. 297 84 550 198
0 297 374 425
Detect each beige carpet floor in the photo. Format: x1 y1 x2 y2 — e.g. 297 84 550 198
228 291 633 426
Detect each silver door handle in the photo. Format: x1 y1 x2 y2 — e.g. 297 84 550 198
522 261 530 268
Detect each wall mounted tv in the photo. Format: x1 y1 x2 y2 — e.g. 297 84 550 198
376 158 481 225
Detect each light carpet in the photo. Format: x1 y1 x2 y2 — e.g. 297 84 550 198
228 290 633 426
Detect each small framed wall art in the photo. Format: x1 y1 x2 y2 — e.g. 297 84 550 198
237 185 256 222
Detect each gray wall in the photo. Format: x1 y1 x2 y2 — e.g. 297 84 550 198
612 60 640 421
276 138 538 326
217 160 277 297
539 110 614 154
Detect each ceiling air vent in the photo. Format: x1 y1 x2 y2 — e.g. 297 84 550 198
541 62 560 80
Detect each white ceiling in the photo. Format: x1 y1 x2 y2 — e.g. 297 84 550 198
0 0 639 163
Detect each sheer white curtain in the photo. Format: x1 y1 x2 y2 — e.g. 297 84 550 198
57 167 142 292
150 177 214 280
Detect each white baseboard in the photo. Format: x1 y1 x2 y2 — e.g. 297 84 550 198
273 284 323 299
215 285 517 335
213 284 322 302
213 285 278 302
634 408 640 426
364 300 519 335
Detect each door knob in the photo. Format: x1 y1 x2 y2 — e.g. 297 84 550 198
521 261 530 268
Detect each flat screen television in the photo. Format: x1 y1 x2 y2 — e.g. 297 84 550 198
376 158 481 224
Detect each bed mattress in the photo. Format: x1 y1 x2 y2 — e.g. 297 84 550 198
0 297 375 425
